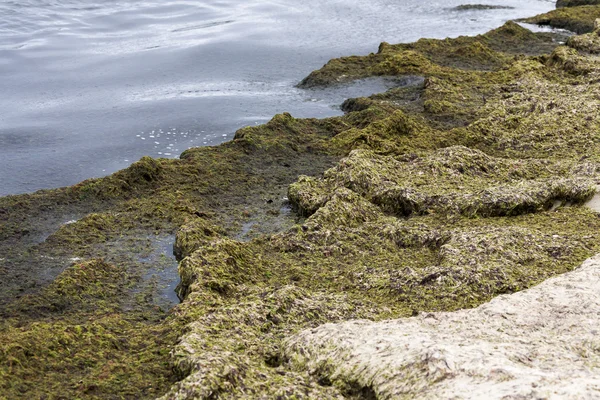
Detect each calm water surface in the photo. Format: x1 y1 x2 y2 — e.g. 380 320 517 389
0 0 556 195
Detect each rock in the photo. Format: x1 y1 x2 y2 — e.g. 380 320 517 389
289 146 596 218
557 0 600 8
453 4 515 11
285 254 600 399
522 5 600 34
567 28 600 52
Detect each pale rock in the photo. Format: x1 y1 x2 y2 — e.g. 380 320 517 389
285 254 600 399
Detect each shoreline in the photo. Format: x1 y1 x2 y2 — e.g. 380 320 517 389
2 2 600 398
0 1 557 199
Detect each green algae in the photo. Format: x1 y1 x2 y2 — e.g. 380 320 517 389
300 22 559 89
0 110 354 398
160 19 600 398
2 8 600 400
289 146 596 218
453 5 515 11
0 106 360 398
163 190 600 398
568 25 600 53
522 6 600 34
557 0 600 8
0 259 180 399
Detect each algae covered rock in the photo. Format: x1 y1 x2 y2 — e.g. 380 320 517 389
557 0 600 7
546 45 595 74
173 218 225 261
116 10 600 400
160 20 600 398
0 83 348 398
160 187 600 398
0 259 179 398
523 5 600 34
567 18 600 52
161 177 600 398
300 21 559 89
284 254 600 399
289 146 596 218
453 4 515 11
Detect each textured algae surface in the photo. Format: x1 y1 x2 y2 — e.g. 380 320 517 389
0 115 345 399
2 11 600 400
557 0 600 9
161 21 600 399
522 5 600 34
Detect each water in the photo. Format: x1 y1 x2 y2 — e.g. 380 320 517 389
0 0 556 196
137 235 180 306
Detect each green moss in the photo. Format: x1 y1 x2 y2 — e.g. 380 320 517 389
0 110 350 398
163 182 600 397
160 20 600 397
546 45 595 74
173 218 226 261
289 146 595 218
300 22 559 90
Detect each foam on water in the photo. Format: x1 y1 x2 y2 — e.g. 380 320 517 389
0 0 556 195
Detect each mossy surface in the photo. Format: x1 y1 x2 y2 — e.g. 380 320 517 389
289 147 595 218
0 260 180 399
557 0 600 8
522 5 600 33
568 28 600 52
300 22 562 89
161 20 600 399
2 8 600 400
0 113 354 398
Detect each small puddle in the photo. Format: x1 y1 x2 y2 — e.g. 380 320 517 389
280 203 292 216
32 214 84 245
236 221 257 241
137 235 180 306
300 76 424 108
